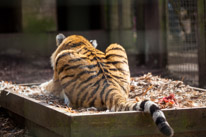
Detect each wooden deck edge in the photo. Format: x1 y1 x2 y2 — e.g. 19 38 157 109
0 90 71 137
1 90 206 137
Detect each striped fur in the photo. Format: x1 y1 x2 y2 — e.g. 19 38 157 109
42 34 174 136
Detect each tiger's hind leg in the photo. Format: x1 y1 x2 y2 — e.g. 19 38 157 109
54 49 99 108
40 79 63 95
105 44 131 95
40 79 71 107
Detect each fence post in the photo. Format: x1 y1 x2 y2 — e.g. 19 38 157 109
144 0 167 68
197 0 206 88
135 0 145 65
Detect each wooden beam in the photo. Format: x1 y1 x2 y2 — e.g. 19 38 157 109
1 90 206 137
0 90 71 137
159 0 168 68
197 0 206 88
144 0 167 68
135 0 146 65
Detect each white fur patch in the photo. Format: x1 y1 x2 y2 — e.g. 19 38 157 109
129 106 134 111
40 81 50 88
144 101 154 113
116 106 120 111
106 109 110 112
111 105 115 112
90 40 98 48
60 90 70 107
152 110 165 122
134 102 141 110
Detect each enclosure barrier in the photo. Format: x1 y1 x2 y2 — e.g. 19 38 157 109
0 90 206 137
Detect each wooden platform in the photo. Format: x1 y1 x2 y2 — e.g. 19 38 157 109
1 90 206 137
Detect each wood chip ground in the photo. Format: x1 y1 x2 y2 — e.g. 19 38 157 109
1 73 206 114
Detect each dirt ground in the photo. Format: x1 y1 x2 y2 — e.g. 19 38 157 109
0 54 166 83
0 55 53 84
0 108 31 137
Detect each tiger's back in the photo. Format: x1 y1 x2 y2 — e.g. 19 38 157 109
43 34 174 136
53 35 130 109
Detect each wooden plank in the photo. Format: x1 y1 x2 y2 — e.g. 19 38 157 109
1 90 206 137
71 112 162 137
25 118 63 137
0 90 71 137
190 86 206 92
6 109 62 137
70 108 206 137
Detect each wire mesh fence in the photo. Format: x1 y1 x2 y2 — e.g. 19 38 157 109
167 0 199 86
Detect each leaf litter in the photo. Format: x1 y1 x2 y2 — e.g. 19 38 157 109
0 73 206 114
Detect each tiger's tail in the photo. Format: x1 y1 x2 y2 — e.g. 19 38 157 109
108 99 174 137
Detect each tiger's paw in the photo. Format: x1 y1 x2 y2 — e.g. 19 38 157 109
60 90 71 107
39 80 52 94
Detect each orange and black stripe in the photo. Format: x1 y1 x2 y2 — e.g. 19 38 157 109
47 34 174 136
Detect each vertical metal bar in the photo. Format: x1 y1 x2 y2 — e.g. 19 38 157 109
197 0 206 88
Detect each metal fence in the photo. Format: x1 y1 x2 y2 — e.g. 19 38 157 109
167 0 199 86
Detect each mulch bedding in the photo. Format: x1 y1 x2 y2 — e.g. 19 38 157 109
1 73 206 115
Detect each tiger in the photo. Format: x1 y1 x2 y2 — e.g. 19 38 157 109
41 34 174 137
